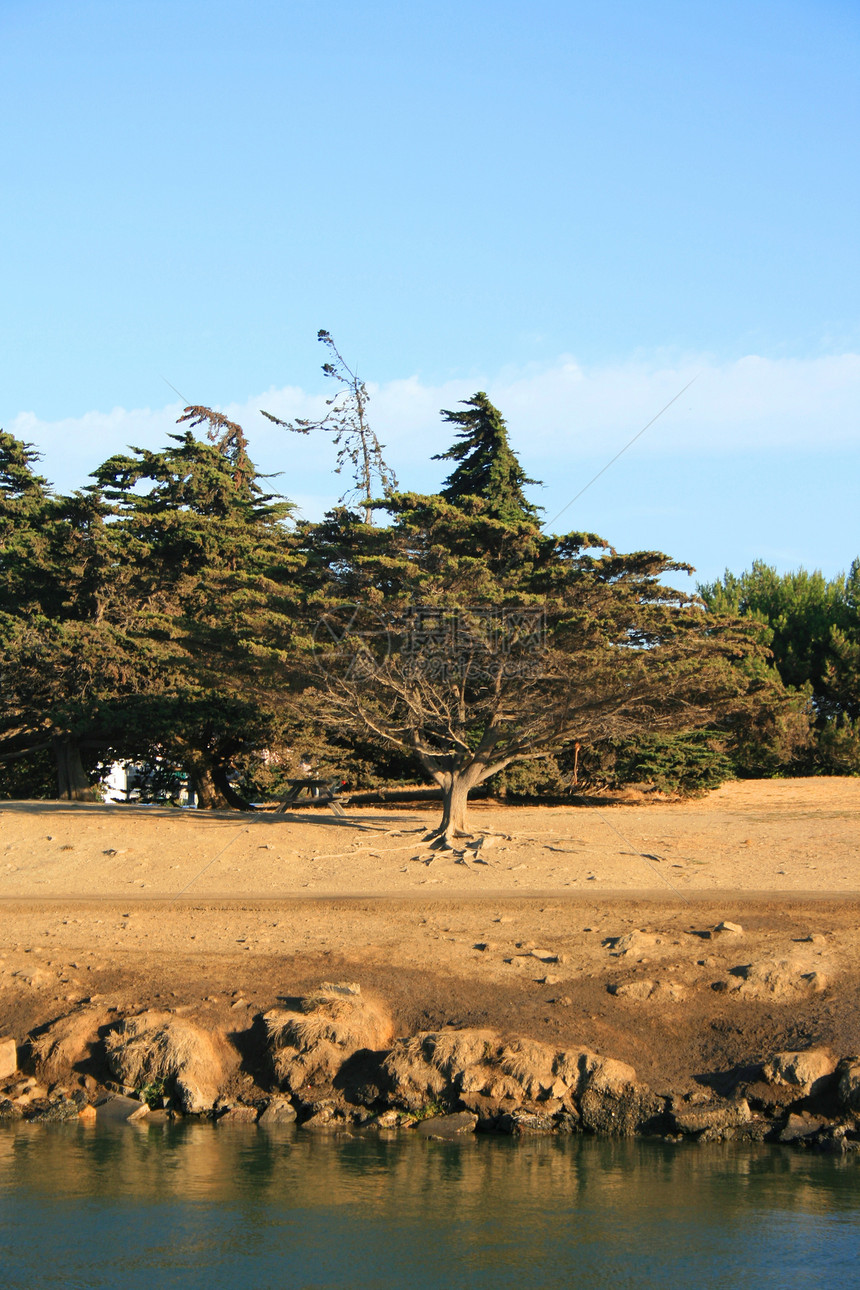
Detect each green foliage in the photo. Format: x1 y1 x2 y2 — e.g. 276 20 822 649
434 392 541 523
599 732 735 797
700 560 860 773
0 747 57 800
298 468 779 834
410 1098 453 1121
0 415 303 806
136 1075 168 1108
5 387 842 809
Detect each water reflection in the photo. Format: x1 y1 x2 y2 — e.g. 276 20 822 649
1 1124 858 1288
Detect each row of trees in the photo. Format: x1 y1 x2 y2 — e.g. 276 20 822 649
1 341 854 827
700 561 860 775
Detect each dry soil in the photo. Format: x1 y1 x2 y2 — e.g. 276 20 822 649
1 778 858 1093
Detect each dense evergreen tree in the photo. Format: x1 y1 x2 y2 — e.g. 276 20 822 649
434 392 541 523
1 416 303 806
0 430 123 798
3 386 835 813
86 415 302 807
700 561 860 773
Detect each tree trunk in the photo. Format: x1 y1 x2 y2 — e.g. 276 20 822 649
53 737 97 802
213 764 252 811
426 768 482 847
190 763 232 810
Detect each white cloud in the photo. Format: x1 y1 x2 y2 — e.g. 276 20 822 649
9 352 859 506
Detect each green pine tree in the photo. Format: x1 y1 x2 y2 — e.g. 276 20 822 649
434 392 541 523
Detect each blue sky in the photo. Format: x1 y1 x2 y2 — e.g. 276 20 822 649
2 0 858 583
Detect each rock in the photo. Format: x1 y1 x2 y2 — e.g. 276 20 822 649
496 1109 556 1135
12 967 54 989
29 1096 85 1124
300 1107 348 1131
299 1101 336 1129
733 959 829 1001
0 1037 17 1080
576 1054 661 1136
552 1048 634 1099
258 1098 297 1127
713 921 743 936
609 980 655 1001
458 1092 519 1127
374 1109 415 1129
12 1081 48 1105
0 1097 23 1121
580 1083 661 1137
94 1093 157 1125
554 1110 580 1134
218 1104 259 1124
814 1125 851 1154
30 1007 112 1082
672 1098 753 1137
416 1111 478 1139
609 979 687 1002
144 1108 171 1125
78 1104 97 1124
763 1048 838 1097
743 1080 806 1113
655 981 688 1002
608 931 658 958
780 1112 828 1143
837 1058 860 1114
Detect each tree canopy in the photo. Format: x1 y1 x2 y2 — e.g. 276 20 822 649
299 483 780 842
434 392 541 523
700 561 860 773
1 373 846 814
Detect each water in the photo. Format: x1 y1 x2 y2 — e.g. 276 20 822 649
1 1122 858 1288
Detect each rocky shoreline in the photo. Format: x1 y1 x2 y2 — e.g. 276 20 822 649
2 980 859 1154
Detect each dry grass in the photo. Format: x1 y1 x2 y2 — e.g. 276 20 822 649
265 983 394 1056
381 1036 447 1110
264 983 394 1092
30 1006 111 1081
423 1029 498 1076
272 1039 343 1092
499 1037 557 1098
104 1011 232 1112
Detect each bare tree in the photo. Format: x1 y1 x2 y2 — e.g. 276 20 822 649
262 331 397 523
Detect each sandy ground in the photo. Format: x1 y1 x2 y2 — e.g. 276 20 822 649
2 777 858 899
1 778 858 1093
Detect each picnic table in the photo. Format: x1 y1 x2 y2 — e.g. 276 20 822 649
275 778 350 818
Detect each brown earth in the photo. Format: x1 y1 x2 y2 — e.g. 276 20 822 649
1 778 858 1096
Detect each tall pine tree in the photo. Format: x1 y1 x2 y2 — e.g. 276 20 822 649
434 392 541 523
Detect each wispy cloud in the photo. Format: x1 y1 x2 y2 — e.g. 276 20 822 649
9 352 859 504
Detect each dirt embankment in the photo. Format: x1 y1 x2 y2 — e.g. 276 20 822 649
0 779 858 1140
